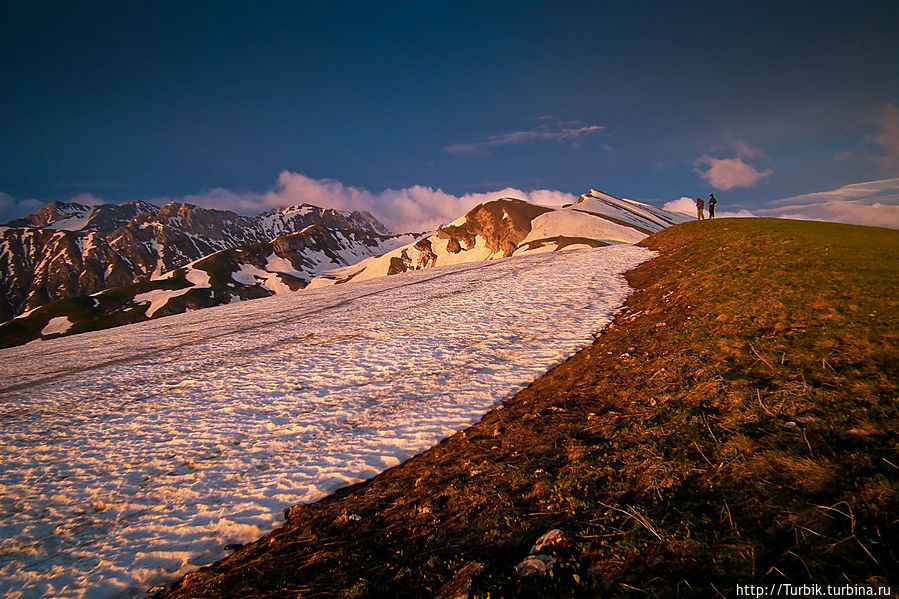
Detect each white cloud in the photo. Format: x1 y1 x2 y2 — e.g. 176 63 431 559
761 177 899 229
732 139 767 161
694 139 773 191
695 156 773 190
173 171 579 233
445 121 605 154
0 191 44 224
662 197 698 216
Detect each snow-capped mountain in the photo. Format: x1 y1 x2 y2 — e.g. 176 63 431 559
0 189 686 347
5 200 159 233
0 200 393 322
0 224 413 347
308 189 690 287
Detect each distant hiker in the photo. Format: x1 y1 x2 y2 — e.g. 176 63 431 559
696 197 705 220
708 193 717 218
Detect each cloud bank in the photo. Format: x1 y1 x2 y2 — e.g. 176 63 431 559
176 171 578 233
764 177 899 229
0 192 45 224
664 178 899 229
445 120 605 155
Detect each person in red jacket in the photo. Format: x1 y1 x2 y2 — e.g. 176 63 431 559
696 197 705 220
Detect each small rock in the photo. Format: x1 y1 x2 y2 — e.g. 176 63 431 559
515 554 556 577
784 421 798 430
334 512 362 525
533 468 546 478
531 529 566 554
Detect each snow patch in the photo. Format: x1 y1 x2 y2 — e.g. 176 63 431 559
522 210 646 245
40 316 74 336
185 269 210 288
264 254 304 278
133 288 190 318
0 245 654 598
47 212 92 232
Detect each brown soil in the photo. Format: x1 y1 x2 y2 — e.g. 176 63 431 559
156 218 898 598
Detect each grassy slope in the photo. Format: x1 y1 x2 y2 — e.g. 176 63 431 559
159 219 898 598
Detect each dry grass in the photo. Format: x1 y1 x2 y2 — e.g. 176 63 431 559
158 218 898 598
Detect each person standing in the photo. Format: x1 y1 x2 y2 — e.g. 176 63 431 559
696 197 705 220
708 193 717 218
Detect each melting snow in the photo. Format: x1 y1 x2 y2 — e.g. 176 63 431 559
264 254 304 278
0 245 654 598
39 316 74 337
47 213 92 232
133 288 191 318
523 210 647 245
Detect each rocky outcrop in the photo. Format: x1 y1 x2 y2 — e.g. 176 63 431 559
436 199 553 256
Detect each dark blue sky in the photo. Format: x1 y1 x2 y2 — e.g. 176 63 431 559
2 0 898 228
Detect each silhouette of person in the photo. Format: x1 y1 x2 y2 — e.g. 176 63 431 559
696 197 705 220
708 193 717 218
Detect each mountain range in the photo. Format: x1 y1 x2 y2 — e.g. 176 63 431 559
0 190 689 347
0 200 398 319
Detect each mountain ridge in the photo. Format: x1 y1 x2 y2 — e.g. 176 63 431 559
309 189 690 287
0 190 688 347
0 199 393 322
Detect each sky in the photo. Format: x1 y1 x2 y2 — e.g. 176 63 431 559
1 0 898 231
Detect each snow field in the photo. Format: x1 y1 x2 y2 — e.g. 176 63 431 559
0 245 654 598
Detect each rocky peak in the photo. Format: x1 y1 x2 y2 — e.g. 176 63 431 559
6 201 91 228
437 198 553 256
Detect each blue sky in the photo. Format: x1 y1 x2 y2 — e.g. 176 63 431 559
2 0 898 230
